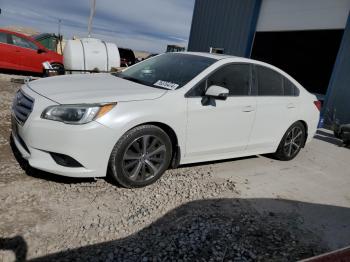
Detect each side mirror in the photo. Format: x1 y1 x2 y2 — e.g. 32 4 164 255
205 85 229 100
37 48 46 54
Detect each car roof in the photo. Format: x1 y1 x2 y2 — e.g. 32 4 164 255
181 51 268 64
0 28 45 49
182 51 234 60
180 51 285 70
33 33 58 39
0 28 28 37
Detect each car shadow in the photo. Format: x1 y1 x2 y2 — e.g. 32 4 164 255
0 69 41 77
0 236 27 262
9 133 258 186
1 198 350 261
180 155 258 168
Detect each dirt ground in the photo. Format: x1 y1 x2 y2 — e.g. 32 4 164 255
0 74 349 261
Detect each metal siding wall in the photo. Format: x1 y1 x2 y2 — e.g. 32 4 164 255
323 13 350 125
188 0 262 57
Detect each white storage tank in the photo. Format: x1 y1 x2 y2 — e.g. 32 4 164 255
63 38 120 72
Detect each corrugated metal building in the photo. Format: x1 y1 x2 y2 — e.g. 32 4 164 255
188 0 350 125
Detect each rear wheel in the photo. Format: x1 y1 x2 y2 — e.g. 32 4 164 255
108 125 172 188
273 122 306 161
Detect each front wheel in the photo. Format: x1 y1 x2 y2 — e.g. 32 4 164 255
53 63 65 74
273 122 306 161
44 63 65 76
108 125 172 188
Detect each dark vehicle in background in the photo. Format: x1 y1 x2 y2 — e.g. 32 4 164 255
118 47 136 67
33 33 63 53
166 44 185 53
334 123 350 146
0 29 63 75
145 53 158 60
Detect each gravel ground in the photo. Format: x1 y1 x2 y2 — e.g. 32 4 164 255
0 74 326 261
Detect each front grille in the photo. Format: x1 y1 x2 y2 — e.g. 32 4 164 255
12 90 34 125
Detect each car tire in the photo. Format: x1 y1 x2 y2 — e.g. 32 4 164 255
108 125 172 188
50 63 65 75
273 122 306 161
334 127 342 139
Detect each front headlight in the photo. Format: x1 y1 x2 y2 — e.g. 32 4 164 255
41 103 116 124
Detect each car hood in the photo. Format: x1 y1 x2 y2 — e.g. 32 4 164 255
27 73 167 104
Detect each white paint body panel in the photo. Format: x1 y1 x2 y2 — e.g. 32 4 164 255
28 73 166 104
12 53 320 178
186 96 256 161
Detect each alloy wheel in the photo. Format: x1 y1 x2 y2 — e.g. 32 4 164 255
283 126 303 157
122 135 167 182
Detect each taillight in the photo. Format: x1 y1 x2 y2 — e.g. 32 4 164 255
314 100 322 111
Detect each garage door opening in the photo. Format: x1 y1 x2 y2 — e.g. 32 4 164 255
251 30 344 97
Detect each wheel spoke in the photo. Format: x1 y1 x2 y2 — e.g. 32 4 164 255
145 159 158 175
129 161 142 180
132 140 142 153
292 142 300 149
148 156 163 163
147 137 158 152
284 141 291 147
142 135 150 154
294 131 302 140
140 163 147 180
124 160 138 169
288 143 293 156
124 152 140 160
147 145 166 157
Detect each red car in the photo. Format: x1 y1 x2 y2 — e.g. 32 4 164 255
0 29 63 75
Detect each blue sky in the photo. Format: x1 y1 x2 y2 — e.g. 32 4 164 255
0 0 195 52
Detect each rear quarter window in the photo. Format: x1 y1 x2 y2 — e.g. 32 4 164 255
283 77 300 96
11 35 38 50
256 65 283 96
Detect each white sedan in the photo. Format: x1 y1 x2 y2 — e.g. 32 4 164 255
11 52 320 188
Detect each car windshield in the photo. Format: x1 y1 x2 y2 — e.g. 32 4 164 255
113 53 216 90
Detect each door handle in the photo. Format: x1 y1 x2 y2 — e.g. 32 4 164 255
242 105 254 112
287 103 296 109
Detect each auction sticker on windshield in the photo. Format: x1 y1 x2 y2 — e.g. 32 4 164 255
153 80 179 90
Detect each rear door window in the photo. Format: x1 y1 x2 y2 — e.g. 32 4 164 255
256 65 283 96
11 35 37 50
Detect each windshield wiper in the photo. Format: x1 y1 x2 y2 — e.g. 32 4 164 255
121 76 146 85
114 74 151 86
113 74 168 89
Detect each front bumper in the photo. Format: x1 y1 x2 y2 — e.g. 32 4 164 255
11 85 120 178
